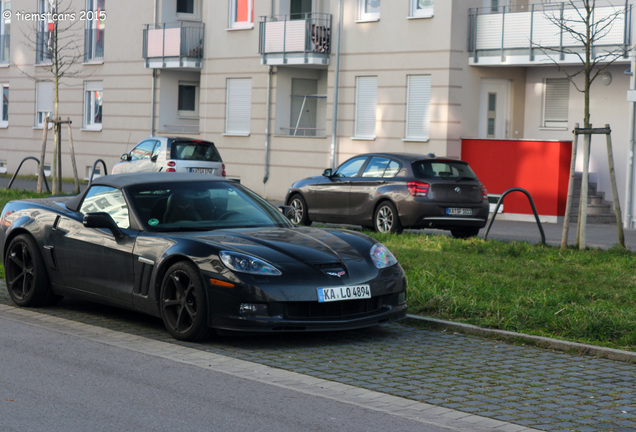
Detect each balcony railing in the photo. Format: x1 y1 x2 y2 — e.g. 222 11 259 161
468 2 632 66
259 13 331 66
0 34 8 64
142 22 204 69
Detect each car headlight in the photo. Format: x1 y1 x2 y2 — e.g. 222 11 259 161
219 251 282 276
370 243 398 269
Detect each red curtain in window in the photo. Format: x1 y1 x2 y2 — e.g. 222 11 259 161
236 0 253 23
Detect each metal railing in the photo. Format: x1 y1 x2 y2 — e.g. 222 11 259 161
259 13 332 57
142 22 205 60
483 187 545 244
6 157 51 193
468 1 632 64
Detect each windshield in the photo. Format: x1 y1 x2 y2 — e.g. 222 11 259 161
127 181 292 232
412 160 478 181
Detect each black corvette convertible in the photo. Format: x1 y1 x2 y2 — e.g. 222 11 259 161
0 173 407 341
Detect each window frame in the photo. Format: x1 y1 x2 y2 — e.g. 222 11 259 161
358 0 380 22
0 0 10 64
353 76 378 140
176 0 200 20
35 81 53 128
229 0 254 29
36 0 54 64
84 0 105 63
542 78 570 129
0 83 8 127
177 81 199 119
83 81 103 131
225 78 252 136
410 0 434 19
404 74 431 141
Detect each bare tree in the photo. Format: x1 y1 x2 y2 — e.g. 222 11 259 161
18 0 85 194
535 0 629 249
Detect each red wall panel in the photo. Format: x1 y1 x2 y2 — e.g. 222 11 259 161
461 139 572 217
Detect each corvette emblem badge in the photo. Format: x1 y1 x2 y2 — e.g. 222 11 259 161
327 271 346 278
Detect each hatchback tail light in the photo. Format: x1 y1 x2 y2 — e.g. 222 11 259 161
221 163 226 177
165 160 177 172
408 181 429 197
481 184 488 200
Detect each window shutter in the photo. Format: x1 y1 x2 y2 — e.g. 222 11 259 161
36 81 53 113
226 78 252 134
405 75 431 140
354 76 377 139
543 78 569 127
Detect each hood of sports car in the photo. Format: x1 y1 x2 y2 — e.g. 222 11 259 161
195 227 367 266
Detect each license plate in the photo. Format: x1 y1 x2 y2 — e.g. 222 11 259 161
190 168 213 174
446 207 472 216
317 285 371 303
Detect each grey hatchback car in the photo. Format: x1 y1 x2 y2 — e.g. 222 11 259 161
285 153 489 237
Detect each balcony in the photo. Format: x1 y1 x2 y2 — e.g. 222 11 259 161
259 13 331 66
143 22 204 69
468 2 632 66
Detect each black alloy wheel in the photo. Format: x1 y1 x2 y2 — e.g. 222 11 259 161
374 201 403 234
5 234 53 307
160 261 210 341
289 194 311 226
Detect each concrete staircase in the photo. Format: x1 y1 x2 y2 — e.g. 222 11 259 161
567 173 617 224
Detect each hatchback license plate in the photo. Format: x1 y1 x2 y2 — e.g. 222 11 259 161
447 207 472 216
317 285 371 303
190 168 213 174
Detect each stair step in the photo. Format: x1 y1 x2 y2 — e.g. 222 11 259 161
567 173 616 224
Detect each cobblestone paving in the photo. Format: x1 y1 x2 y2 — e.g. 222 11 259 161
1 289 634 432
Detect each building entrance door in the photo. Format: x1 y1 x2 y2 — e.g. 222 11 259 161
478 79 510 139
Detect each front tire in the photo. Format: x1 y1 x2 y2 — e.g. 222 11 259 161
374 202 403 234
289 194 311 226
5 234 53 307
160 261 210 341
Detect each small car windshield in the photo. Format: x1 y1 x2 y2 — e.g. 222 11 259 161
127 181 292 231
412 160 478 181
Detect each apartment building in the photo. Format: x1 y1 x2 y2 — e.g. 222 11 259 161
1 0 635 227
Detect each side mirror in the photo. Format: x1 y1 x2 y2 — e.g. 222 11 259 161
322 168 333 177
151 154 158 162
278 205 294 219
83 212 125 239
121 153 131 161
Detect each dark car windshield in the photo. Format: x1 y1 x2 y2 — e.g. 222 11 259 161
412 160 478 181
170 140 222 162
127 181 292 232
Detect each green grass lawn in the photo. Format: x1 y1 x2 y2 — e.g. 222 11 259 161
1 188 635 351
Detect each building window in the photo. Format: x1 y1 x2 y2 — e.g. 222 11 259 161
0 0 10 64
358 0 380 21
225 78 252 135
85 0 105 62
410 0 434 18
178 82 199 118
84 81 102 130
289 78 325 137
0 84 7 127
543 78 569 128
35 81 53 128
36 0 54 64
177 0 199 19
405 75 431 141
354 76 378 139
229 0 254 29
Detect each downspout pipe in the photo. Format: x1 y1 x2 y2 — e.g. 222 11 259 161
626 49 635 228
329 0 344 170
150 0 158 136
263 66 273 183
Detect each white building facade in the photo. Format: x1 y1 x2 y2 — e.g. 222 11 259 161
1 0 635 227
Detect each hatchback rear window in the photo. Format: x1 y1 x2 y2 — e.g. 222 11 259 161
171 141 222 162
412 160 478 180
